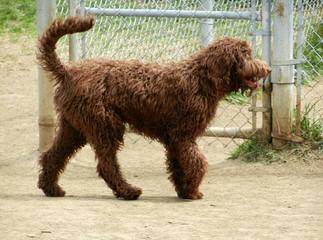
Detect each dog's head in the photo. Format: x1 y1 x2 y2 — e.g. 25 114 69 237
202 37 271 93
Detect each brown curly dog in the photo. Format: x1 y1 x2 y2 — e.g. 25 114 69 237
37 16 270 200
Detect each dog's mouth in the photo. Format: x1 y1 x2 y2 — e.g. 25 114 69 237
243 77 259 90
239 59 271 91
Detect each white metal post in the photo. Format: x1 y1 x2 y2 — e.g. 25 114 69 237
295 0 304 136
80 0 87 59
250 0 257 130
37 0 56 152
262 0 272 141
272 0 295 148
69 0 80 62
200 0 214 47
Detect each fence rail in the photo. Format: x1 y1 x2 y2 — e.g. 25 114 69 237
80 7 262 20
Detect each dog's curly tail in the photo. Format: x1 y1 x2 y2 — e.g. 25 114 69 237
37 16 95 82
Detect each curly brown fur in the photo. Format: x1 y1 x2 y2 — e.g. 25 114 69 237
37 16 271 200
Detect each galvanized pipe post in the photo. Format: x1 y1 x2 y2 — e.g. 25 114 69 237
271 0 295 148
80 0 87 59
250 0 257 130
69 0 80 62
37 0 56 152
295 0 304 136
200 0 215 47
261 0 272 141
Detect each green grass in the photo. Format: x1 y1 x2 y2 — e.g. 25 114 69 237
224 91 250 105
297 103 323 142
229 137 322 164
230 102 323 163
229 139 280 163
0 0 36 36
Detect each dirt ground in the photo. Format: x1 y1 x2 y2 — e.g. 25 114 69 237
0 36 323 240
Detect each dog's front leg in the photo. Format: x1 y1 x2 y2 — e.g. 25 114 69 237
166 141 208 200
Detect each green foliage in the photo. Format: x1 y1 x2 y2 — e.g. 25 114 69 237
230 103 323 163
229 139 279 163
0 0 36 36
299 103 323 142
224 91 250 105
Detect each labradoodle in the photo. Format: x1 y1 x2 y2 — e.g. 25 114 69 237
37 16 270 200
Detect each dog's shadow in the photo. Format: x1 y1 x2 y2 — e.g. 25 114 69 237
1 193 192 203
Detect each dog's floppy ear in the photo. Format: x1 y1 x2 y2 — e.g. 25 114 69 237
231 40 252 67
204 44 236 80
233 41 271 79
242 59 271 79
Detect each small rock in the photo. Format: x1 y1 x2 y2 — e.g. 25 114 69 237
26 235 36 238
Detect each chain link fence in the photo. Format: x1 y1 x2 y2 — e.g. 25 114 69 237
297 1 322 122
54 0 322 149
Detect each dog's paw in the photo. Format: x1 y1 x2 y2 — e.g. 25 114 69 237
178 191 204 200
39 183 66 197
114 186 142 200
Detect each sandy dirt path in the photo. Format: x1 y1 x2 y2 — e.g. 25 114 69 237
0 37 323 240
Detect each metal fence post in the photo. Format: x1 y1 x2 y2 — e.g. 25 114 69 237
295 0 304 136
69 0 80 61
200 0 214 47
80 0 87 59
250 0 257 131
262 0 272 141
37 0 56 152
271 0 295 148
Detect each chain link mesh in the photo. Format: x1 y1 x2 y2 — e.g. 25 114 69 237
297 1 322 121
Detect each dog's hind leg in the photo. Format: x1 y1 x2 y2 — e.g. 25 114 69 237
166 141 208 200
90 122 142 200
38 118 86 197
